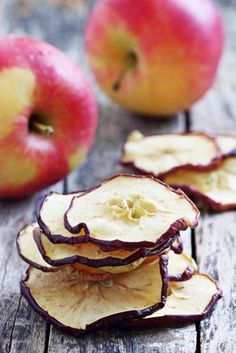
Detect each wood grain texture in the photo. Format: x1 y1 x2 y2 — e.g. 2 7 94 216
0 197 47 353
0 183 63 353
191 6 236 353
48 325 196 353
0 2 59 352
1 0 234 352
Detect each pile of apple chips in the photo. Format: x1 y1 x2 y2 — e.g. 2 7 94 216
17 175 221 336
122 131 236 211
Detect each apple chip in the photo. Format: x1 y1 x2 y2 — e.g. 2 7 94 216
18 223 172 274
37 192 83 244
34 229 145 274
126 274 222 326
164 156 236 211
122 131 221 177
168 251 197 281
17 224 55 272
21 256 168 336
216 135 236 157
35 227 176 273
65 174 199 248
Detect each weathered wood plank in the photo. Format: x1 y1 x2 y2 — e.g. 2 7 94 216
191 6 236 353
0 181 63 353
0 197 46 353
48 325 196 353
0 2 48 352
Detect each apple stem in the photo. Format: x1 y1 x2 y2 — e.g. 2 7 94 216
31 121 54 136
112 51 137 91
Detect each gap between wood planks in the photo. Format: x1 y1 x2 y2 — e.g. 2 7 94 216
42 180 68 353
185 110 201 353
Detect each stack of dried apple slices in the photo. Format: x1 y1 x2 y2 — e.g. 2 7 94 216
122 131 236 211
17 174 221 336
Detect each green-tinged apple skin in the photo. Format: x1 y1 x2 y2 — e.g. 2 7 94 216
0 35 98 198
85 0 224 117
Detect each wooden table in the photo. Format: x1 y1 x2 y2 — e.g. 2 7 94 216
0 0 235 352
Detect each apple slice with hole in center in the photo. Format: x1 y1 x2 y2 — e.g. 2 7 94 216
63 174 199 249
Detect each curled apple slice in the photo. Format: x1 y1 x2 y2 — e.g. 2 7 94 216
125 274 222 326
35 228 145 274
168 250 197 281
21 256 168 336
65 174 199 248
164 156 236 211
17 224 55 272
216 135 236 157
37 192 83 244
18 224 172 274
121 131 221 177
35 227 176 273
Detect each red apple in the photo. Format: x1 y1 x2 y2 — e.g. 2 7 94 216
85 0 224 116
0 35 98 198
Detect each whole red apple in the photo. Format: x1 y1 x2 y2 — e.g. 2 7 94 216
0 35 97 198
85 0 224 116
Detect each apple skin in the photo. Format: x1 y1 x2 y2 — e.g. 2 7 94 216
0 35 98 198
85 0 224 116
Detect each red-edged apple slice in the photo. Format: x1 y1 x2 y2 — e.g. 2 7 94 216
164 156 236 211
17 224 55 272
37 192 83 244
125 274 222 326
34 228 145 274
216 135 236 157
64 174 199 249
35 227 176 273
168 251 197 281
18 223 172 274
121 131 221 178
21 256 168 336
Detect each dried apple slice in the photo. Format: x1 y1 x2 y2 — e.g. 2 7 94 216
121 131 221 178
17 224 55 272
65 174 199 248
21 256 168 336
18 223 173 274
125 274 222 326
35 227 176 273
168 250 197 281
36 191 83 244
164 156 236 211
